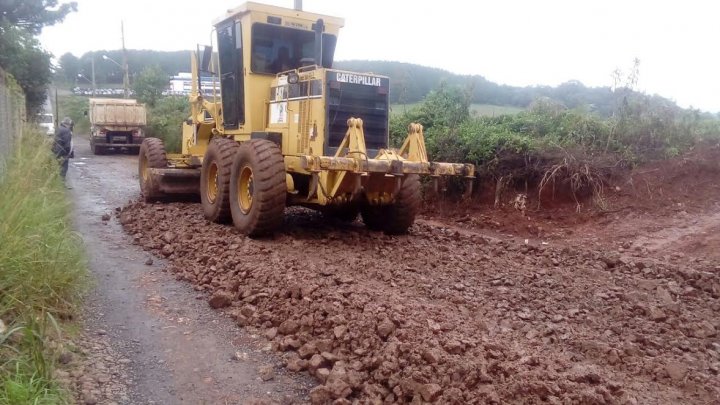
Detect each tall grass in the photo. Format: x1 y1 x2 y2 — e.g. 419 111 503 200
0 129 87 404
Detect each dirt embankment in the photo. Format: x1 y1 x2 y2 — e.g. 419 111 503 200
119 201 720 404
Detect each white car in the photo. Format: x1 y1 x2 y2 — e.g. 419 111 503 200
38 113 55 136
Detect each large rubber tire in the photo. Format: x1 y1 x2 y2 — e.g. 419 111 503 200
201 137 239 223
138 138 168 202
229 139 286 236
361 174 421 235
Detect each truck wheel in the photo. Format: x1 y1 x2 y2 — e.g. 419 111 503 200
361 175 421 234
201 137 239 223
138 138 168 202
229 139 286 236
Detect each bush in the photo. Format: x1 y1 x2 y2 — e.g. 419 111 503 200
145 96 189 153
389 84 720 206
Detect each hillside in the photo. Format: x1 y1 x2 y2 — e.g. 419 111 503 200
60 50 687 117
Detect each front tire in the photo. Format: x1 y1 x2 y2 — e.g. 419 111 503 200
201 137 239 223
229 139 286 236
138 138 168 202
361 174 421 235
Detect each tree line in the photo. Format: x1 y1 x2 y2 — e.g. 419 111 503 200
57 51 712 119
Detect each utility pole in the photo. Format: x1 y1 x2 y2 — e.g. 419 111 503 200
121 21 130 98
91 54 97 97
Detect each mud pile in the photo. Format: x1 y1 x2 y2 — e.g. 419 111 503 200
120 203 719 404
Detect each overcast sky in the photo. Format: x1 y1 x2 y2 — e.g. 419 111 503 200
39 0 720 112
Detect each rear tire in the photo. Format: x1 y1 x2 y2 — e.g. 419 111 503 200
201 137 239 223
361 174 421 234
229 139 286 236
138 138 168 202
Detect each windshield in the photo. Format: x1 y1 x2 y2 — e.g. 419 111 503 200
38 114 53 124
251 23 336 74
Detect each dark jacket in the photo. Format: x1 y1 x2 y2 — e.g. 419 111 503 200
52 125 72 158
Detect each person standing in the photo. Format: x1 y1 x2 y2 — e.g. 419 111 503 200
53 117 74 179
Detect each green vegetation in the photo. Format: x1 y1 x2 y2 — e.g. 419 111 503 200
133 65 169 108
57 94 90 134
391 84 720 204
0 130 87 405
144 96 190 153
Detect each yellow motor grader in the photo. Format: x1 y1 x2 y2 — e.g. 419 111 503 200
139 1 475 236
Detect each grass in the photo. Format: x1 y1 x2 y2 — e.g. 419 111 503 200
0 129 87 404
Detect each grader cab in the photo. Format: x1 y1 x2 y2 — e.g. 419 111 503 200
139 1 475 236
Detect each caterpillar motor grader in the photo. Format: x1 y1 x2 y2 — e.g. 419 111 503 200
138 1 475 236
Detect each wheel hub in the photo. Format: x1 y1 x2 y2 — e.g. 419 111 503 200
238 165 254 214
207 162 219 203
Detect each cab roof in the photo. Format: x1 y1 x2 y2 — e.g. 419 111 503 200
213 1 344 27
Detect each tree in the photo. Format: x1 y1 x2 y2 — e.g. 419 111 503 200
132 65 168 107
0 22 52 114
0 0 77 113
58 52 80 83
0 0 77 34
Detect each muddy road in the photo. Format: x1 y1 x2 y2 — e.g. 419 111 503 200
66 137 314 404
68 134 719 404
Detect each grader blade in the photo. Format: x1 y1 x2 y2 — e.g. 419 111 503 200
145 168 201 199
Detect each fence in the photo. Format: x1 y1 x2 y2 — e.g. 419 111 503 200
0 67 26 175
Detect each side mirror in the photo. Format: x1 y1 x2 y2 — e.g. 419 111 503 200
200 45 213 73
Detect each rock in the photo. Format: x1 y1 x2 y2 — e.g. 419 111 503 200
309 354 328 370
101 213 111 221
656 287 674 306
691 321 717 338
161 244 174 257
665 361 687 381
118 212 133 225
285 353 308 372
377 317 395 339
278 319 300 335
309 386 332 404
443 340 465 355
264 327 278 340
333 325 347 339
326 377 352 399
240 304 256 318
422 348 440 364
258 365 275 381
58 351 73 365
161 231 175 243
144 258 153 266
316 367 331 382
648 306 667 322
600 254 621 268
298 341 318 359
208 291 233 309
279 336 302 351
418 383 442 402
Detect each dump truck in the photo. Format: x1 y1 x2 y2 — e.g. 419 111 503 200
89 98 146 155
138 1 475 236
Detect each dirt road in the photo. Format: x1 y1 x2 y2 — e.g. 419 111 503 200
66 137 313 404
67 135 719 404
